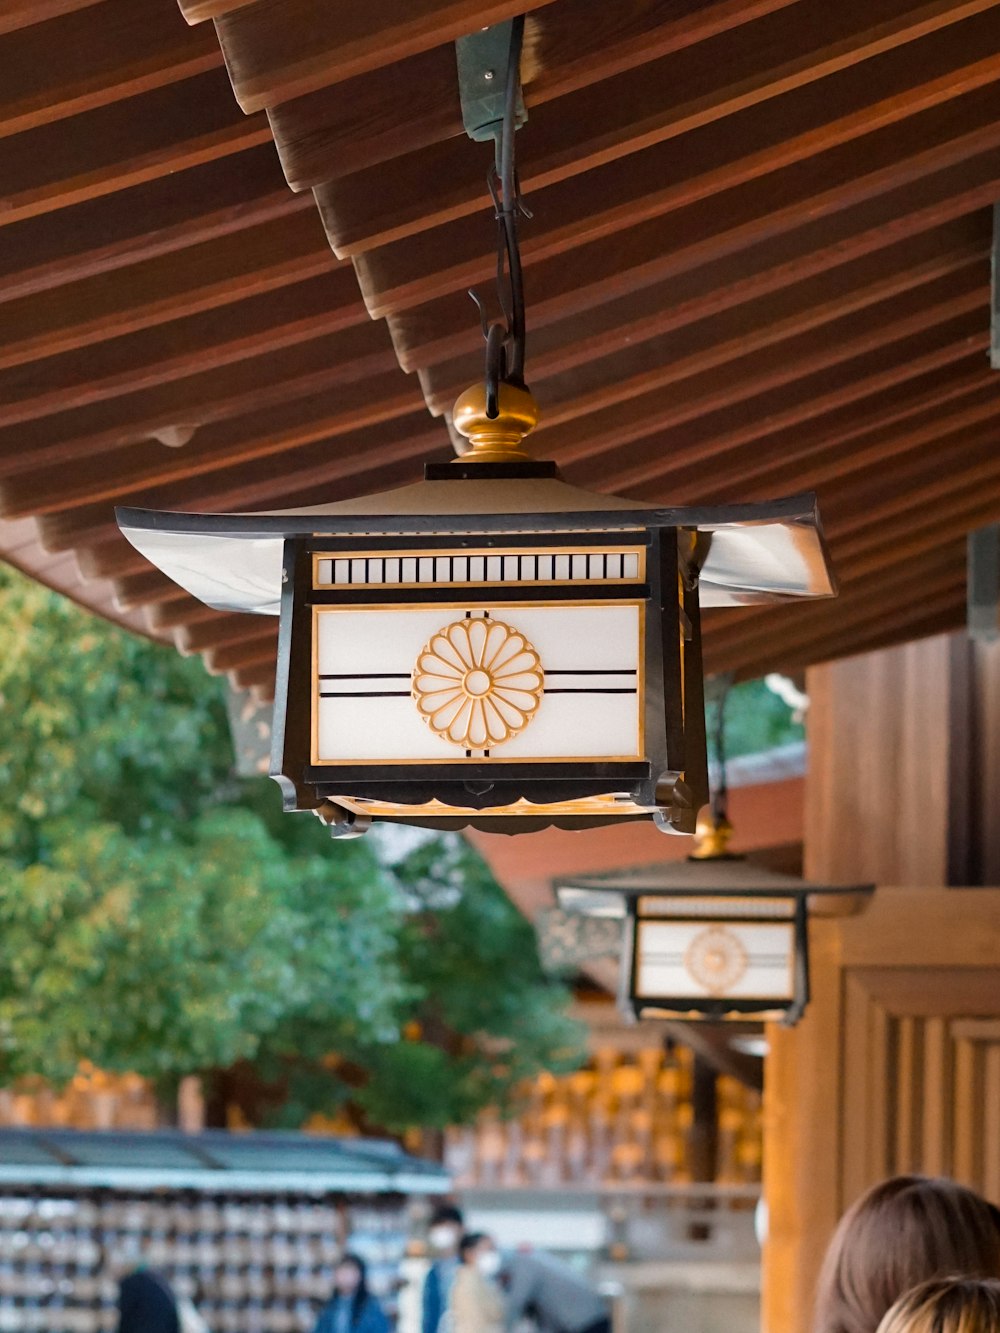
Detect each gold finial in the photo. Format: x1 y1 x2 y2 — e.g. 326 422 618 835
452 382 540 463
689 809 735 860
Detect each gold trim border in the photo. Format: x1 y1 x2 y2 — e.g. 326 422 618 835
310 598 645 766
337 795 653 819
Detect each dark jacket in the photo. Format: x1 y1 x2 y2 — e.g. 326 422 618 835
423 1258 459 1333
118 1270 180 1333
313 1293 390 1333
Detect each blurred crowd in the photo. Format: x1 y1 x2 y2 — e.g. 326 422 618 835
117 1177 1000 1333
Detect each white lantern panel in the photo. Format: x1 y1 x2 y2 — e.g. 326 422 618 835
634 920 795 1001
313 602 642 763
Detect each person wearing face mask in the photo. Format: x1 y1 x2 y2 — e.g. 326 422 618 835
423 1204 465 1333
313 1254 389 1333
448 1234 505 1333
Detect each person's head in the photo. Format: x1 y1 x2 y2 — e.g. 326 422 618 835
333 1252 371 1325
876 1278 1000 1333
459 1232 501 1278
334 1254 367 1298
814 1177 1000 1333
428 1204 464 1256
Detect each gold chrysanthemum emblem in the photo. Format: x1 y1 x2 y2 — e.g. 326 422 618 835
412 617 544 749
684 927 749 996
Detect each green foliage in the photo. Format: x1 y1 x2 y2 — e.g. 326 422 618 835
712 677 804 760
0 565 581 1127
345 837 585 1132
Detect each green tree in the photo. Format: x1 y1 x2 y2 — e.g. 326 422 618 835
263 836 584 1133
0 565 581 1126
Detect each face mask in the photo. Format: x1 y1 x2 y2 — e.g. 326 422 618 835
429 1226 457 1252
477 1251 502 1278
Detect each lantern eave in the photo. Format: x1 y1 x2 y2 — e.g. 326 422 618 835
116 486 835 617
555 860 873 917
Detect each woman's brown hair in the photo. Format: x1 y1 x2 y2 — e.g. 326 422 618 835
877 1278 1000 1333
813 1177 1000 1333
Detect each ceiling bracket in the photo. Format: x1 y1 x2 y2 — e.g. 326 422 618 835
455 21 527 143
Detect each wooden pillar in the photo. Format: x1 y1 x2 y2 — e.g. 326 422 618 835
762 632 1000 1333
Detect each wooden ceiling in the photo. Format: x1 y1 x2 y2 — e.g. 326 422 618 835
5 0 1000 694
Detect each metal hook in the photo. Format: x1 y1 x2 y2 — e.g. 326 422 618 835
484 320 507 419
467 288 490 342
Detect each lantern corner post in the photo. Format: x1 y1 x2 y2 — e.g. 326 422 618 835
269 537 323 816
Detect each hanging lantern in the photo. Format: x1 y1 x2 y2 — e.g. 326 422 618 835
556 682 868 1019
118 451 832 835
115 19 836 838
555 830 870 1023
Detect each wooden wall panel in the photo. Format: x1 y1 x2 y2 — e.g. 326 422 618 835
804 635 956 884
765 633 1000 1333
764 894 1000 1333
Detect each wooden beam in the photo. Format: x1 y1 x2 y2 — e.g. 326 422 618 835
724 585 970 682
0 273 389 430
676 374 998 525
321 2 1000 257
0 210 338 373
843 486 1000 579
0 145 308 304
207 631 280 676
358 79 1000 319
112 567 187 612
721 602 965 679
0 0 224 139
683 381 1000 508
1 382 425 519
180 611 276 656
0 327 403 481
177 0 248 21
214 0 559 113
576 325 987 495
540 287 985 481
419 214 991 411
146 595 222 632
273 0 799 190
0 71 270 227
424 237 987 418
386 136 1000 372
825 436 1000 537
0 0 106 37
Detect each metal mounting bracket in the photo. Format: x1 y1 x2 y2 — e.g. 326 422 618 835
455 20 527 143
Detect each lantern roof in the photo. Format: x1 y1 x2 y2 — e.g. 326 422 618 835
555 857 871 918
117 482 834 617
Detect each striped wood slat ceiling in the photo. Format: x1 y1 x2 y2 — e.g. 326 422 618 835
4 0 1000 695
